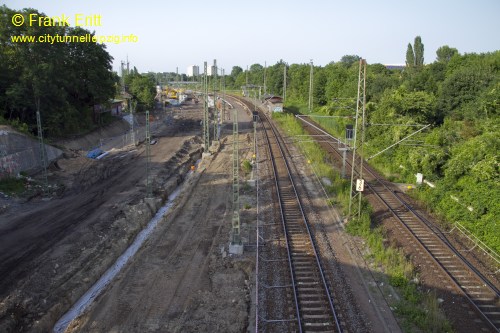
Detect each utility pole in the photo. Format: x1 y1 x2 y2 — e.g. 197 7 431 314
263 61 267 95
251 108 257 183
222 68 226 123
203 61 210 151
145 110 152 198
283 63 287 102
308 59 313 113
35 97 48 191
120 61 126 93
231 94 241 249
130 100 136 146
348 59 367 220
212 59 218 143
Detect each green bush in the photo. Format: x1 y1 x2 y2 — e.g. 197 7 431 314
241 159 253 174
0 177 26 195
0 116 30 135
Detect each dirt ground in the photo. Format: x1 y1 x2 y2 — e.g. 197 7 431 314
66 134 255 332
0 100 255 332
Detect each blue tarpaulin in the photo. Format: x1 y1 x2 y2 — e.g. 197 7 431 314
86 148 104 159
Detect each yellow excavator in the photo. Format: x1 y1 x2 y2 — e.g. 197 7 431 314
164 87 178 99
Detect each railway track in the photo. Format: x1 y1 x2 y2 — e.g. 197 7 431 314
234 96 343 332
297 116 500 332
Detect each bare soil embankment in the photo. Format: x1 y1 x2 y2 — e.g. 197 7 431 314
67 134 255 332
0 105 205 332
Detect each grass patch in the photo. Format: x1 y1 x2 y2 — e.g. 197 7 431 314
395 289 453 332
283 99 308 115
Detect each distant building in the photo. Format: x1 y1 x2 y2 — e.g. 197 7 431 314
109 99 123 116
94 99 123 118
207 65 217 76
187 65 199 77
263 95 283 113
207 59 218 76
385 64 406 70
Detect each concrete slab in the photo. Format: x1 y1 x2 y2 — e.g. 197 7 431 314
209 141 220 153
229 243 244 255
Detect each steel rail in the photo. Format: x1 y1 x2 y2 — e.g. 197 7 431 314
265 114 342 332
366 180 499 331
260 111 342 332
237 96 343 332
391 190 500 295
261 116 303 332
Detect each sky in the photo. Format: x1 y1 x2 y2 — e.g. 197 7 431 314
4 0 500 74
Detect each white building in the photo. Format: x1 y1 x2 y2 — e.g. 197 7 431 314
187 65 199 77
207 64 217 76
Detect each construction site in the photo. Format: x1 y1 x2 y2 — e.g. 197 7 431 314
0 59 262 332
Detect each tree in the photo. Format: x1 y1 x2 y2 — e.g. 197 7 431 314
367 64 400 102
340 55 361 67
287 63 310 102
414 36 424 66
376 87 436 124
439 66 494 118
0 6 116 137
231 66 243 78
233 71 246 89
436 45 458 63
249 64 263 72
248 63 264 86
406 36 424 68
264 60 287 96
126 73 155 112
406 43 415 67
313 68 328 106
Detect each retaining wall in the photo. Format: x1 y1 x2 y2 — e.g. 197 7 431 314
0 129 62 178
